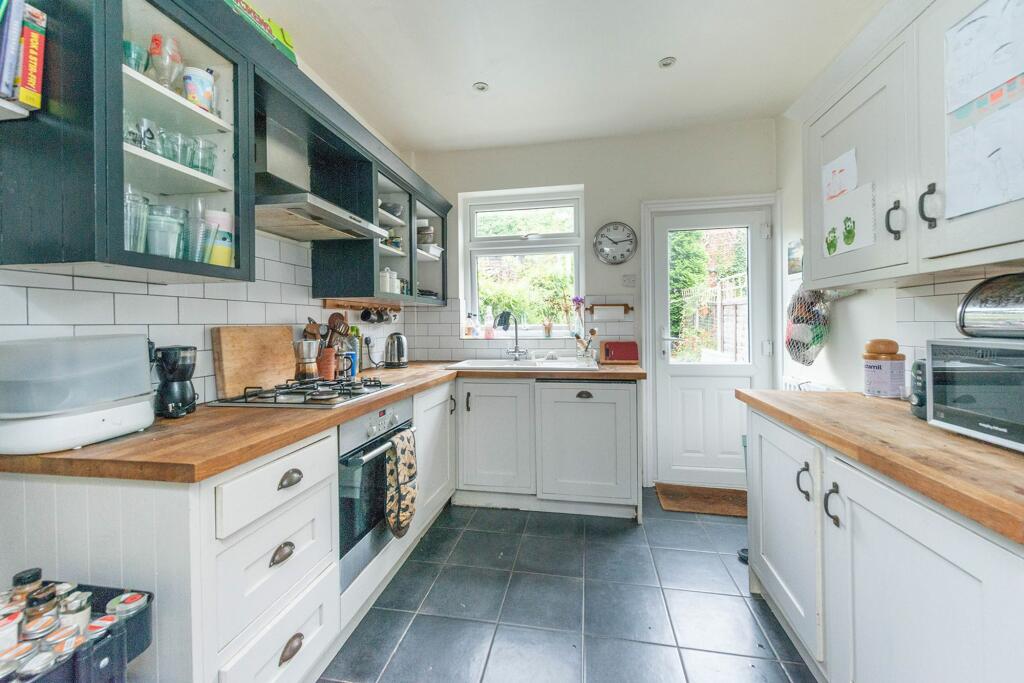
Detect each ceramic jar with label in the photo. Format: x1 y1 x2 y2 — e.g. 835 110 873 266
863 339 905 398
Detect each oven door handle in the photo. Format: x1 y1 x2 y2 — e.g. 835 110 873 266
342 426 416 467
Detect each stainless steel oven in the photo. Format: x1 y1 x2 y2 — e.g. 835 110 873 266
337 398 413 592
927 338 1024 452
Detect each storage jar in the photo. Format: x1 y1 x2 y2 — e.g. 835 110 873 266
863 339 905 398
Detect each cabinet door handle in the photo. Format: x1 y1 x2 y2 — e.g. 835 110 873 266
823 482 841 528
278 633 304 666
795 462 811 502
277 468 303 490
450 395 456 415
465 392 471 412
269 541 295 568
576 390 593 399
884 200 902 240
918 183 937 229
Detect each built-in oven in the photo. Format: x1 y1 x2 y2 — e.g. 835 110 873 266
337 398 414 592
927 338 1024 452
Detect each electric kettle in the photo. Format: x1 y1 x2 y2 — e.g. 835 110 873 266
384 332 408 368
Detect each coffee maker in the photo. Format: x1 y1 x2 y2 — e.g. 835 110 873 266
154 346 198 418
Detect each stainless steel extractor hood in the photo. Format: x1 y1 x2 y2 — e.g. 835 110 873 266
255 194 388 242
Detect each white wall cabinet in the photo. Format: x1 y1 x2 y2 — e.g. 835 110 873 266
457 379 536 493
536 382 637 503
823 454 1024 683
413 381 457 522
747 415 823 660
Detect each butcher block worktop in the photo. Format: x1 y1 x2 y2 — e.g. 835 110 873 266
0 362 645 484
737 389 1024 546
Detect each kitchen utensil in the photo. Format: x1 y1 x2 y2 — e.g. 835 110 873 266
384 332 408 369
122 40 147 73
146 205 186 258
360 308 373 323
0 335 154 454
302 320 320 341
137 118 162 155
153 346 197 418
339 351 357 379
145 33 183 88
211 326 295 399
316 347 338 380
182 67 216 112
124 188 149 253
956 273 1024 338
191 138 217 175
294 340 321 381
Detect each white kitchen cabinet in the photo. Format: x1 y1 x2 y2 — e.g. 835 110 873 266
457 379 535 493
413 381 457 520
914 0 1024 264
803 29 916 287
747 414 823 660
536 381 637 503
823 453 1024 683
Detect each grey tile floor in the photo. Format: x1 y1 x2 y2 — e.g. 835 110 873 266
319 488 812 683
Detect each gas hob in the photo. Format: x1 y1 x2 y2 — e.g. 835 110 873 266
208 376 400 409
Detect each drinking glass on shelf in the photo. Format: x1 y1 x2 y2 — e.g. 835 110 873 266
191 138 217 176
123 184 149 254
185 220 218 263
146 205 187 259
145 34 183 89
123 110 141 147
138 118 162 155
122 40 147 73
159 131 194 166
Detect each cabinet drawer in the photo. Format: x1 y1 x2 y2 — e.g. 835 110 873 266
216 433 336 539
218 562 341 683
215 481 335 650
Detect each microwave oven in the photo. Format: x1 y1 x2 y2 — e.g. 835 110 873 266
927 338 1024 453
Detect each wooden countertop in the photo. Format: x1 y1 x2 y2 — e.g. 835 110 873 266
737 390 1024 546
0 362 645 484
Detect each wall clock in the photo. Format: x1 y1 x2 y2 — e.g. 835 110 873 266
594 221 638 265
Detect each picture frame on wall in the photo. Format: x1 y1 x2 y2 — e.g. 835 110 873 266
787 239 803 275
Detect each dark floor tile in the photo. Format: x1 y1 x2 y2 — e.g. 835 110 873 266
645 519 713 551
419 565 511 621
696 512 747 525
783 662 817 683
448 530 520 570
721 552 753 597
410 526 462 563
584 580 675 645
681 650 789 683
500 572 583 632
641 488 698 521
584 516 647 546
584 636 685 683
664 589 773 659
320 608 412 683
747 598 802 662
703 521 749 554
515 535 584 577
468 508 529 534
374 561 442 611
482 625 583 683
378 614 494 683
585 542 659 586
433 504 477 529
652 547 737 594
525 511 585 539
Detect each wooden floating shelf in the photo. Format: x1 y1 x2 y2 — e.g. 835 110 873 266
123 143 233 195
324 297 403 312
122 65 232 135
378 242 407 258
0 99 29 121
377 208 406 228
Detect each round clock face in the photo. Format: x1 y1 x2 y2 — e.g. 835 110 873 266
594 222 638 265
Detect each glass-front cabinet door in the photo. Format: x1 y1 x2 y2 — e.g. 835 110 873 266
376 171 413 296
113 0 252 280
414 200 446 302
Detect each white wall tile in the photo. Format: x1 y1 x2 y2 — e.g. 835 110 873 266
179 298 227 325
247 280 281 303
895 298 915 322
895 284 934 298
148 283 204 298
294 267 312 286
265 304 296 324
227 301 266 324
74 325 147 337
0 269 72 289
255 234 280 261
934 279 983 295
280 284 312 305
115 294 178 324
29 289 113 325
263 260 295 284
194 350 214 378
896 321 935 348
0 325 73 341
204 281 248 300
74 277 148 294
914 295 958 322
278 241 307 266
254 258 266 280
148 325 205 350
0 286 27 324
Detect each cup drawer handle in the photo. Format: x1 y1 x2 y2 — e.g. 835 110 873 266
576 390 593 399
278 632 304 666
269 541 295 568
277 468 304 490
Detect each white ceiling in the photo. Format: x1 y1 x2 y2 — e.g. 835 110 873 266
256 0 886 153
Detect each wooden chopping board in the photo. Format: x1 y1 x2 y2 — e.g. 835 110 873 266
212 325 296 399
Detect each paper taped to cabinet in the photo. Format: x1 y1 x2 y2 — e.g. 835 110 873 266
822 183 875 257
946 97 1024 218
821 149 858 202
945 0 1024 112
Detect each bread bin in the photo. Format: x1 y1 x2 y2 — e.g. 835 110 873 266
957 273 1024 337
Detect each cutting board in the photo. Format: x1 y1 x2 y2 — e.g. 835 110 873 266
212 326 296 399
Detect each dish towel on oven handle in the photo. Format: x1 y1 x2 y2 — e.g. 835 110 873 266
386 428 417 537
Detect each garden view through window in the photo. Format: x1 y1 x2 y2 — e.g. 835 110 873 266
668 226 749 363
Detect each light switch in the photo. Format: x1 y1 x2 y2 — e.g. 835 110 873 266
621 273 637 288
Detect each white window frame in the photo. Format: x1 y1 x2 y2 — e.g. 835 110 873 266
460 185 585 338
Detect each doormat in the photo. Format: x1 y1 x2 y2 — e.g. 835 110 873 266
654 483 747 517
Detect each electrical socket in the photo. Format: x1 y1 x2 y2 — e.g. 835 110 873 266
621 273 637 288
364 336 373 347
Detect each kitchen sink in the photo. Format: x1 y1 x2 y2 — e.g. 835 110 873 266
446 358 600 371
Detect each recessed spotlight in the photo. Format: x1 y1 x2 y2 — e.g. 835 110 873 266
658 56 677 69
472 81 489 92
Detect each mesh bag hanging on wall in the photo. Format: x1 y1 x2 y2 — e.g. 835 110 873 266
785 288 858 366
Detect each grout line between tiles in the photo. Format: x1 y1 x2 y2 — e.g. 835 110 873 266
477 520 525 682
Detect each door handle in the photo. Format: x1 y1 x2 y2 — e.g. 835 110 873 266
278 633 304 666
823 482 841 528
884 200 902 240
450 395 456 414
277 468 303 490
269 541 295 568
795 462 811 501
918 183 937 229
576 390 593 399
465 392 471 412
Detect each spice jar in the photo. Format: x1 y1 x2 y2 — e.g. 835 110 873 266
16 650 57 679
106 592 148 617
59 593 91 636
20 615 58 641
10 570 41 601
0 613 19 651
50 635 85 663
863 339 906 398
0 641 37 666
24 584 57 621
85 614 117 641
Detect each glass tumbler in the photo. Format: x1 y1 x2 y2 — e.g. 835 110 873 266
146 205 187 258
122 41 147 73
123 189 149 253
191 138 217 176
160 131 192 165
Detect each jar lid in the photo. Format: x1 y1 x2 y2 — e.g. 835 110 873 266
16 651 56 678
10 569 40 589
21 615 58 639
0 641 37 663
42 625 79 646
863 352 906 361
50 635 85 662
106 592 147 616
86 614 117 640
26 584 55 608
864 338 899 354
53 583 76 600
0 612 21 630
60 592 90 614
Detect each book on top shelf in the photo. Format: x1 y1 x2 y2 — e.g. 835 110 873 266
13 4 45 109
